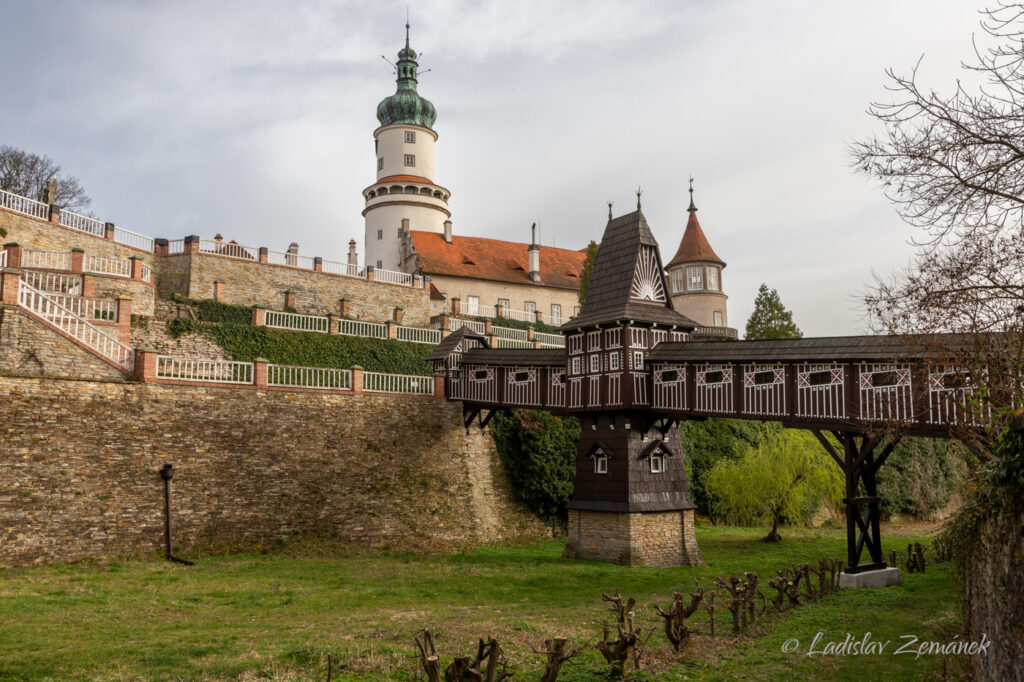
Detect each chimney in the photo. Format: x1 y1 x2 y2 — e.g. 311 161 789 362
348 239 358 265
443 220 452 244
287 242 299 255
528 222 541 283
401 218 410 239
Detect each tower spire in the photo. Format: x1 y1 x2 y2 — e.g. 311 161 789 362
687 176 697 213
607 201 613 220
405 8 410 48
636 186 642 211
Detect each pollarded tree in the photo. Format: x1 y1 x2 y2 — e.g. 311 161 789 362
744 284 802 340
0 144 91 212
705 428 842 542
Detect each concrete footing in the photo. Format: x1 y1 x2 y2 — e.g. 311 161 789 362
838 566 901 588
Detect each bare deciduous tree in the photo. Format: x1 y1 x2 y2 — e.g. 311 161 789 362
0 145 91 212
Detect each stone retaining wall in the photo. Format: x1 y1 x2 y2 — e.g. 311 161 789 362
0 375 544 566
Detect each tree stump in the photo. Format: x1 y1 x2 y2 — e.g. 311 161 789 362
653 585 704 651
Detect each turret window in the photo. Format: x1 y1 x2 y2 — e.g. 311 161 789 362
405 131 416 143
687 266 704 291
714 311 724 327
377 229 383 240
377 157 383 171
404 154 416 167
707 267 719 291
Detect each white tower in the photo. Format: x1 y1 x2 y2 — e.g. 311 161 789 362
363 24 451 271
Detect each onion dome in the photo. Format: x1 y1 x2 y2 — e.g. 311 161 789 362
376 24 437 130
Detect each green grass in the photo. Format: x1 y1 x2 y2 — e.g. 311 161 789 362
0 525 967 680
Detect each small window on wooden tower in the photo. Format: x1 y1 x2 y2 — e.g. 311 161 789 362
405 131 416 143
650 454 664 474
595 455 608 474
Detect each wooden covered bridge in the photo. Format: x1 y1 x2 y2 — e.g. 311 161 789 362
429 209 1002 582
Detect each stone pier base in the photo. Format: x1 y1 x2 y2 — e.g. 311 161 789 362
563 508 703 567
838 567 901 588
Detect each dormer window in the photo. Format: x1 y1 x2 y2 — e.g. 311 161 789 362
595 455 608 474
650 454 664 474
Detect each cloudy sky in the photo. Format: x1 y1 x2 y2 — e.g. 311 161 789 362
0 1 986 336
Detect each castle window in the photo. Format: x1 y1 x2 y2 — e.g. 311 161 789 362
497 298 509 309
714 311 724 327
524 301 536 314
551 304 561 322
650 454 664 474
688 266 703 291
377 229 383 240
707 267 719 291
397 227 403 237
376 260 382 269
404 154 416 167
377 157 383 171
405 131 416 143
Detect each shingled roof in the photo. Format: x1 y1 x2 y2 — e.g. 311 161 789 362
462 347 566 367
410 231 586 289
558 210 699 332
666 210 724 269
646 333 992 364
426 326 488 361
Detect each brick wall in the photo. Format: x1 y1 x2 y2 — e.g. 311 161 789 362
0 375 544 566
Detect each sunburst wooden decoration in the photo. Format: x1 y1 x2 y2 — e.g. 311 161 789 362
630 246 667 302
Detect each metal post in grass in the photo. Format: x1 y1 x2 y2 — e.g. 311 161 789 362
160 464 195 566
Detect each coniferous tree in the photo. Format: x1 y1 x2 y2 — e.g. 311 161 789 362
745 284 802 340
577 241 599 306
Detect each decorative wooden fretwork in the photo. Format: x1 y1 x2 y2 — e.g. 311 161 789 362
630 246 667 302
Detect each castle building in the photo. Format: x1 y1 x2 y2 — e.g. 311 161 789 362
664 182 737 339
363 25 451 271
370 26 588 325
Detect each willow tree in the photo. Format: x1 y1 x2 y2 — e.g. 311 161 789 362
706 428 842 541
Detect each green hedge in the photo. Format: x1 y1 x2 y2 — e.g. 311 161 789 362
167 321 434 375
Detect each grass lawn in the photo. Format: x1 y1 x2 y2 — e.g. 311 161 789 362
0 524 969 681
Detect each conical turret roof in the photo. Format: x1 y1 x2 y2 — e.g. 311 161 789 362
559 210 698 332
667 211 724 268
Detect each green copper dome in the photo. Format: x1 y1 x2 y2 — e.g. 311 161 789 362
376 27 437 130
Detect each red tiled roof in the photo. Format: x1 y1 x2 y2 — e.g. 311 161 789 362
666 211 724 268
410 231 586 290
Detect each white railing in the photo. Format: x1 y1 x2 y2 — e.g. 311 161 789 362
84 254 131 278
321 259 367 279
0 249 6 268
18 281 133 370
113 227 154 252
0 188 49 220
140 263 152 283
166 239 185 255
265 310 329 333
59 209 106 237
199 239 258 260
497 338 533 348
396 326 442 345
503 308 537 323
43 293 116 321
267 249 315 270
20 249 71 271
373 268 413 286
21 271 82 295
267 364 352 390
447 318 487 334
492 325 528 341
535 332 565 347
363 371 434 395
337 319 387 339
156 356 253 384
467 304 497 318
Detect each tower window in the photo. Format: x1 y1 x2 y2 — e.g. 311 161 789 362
397 227 403 237
707 267 719 291
714 311 724 327
376 260 382 269
377 229 383 240
595 455 608 474
377 157 383 171
650 454 664 474
404 154 416 167
405 131 416 143
687 266 704 291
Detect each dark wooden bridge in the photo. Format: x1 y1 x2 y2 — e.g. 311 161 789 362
429 208 1004 577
